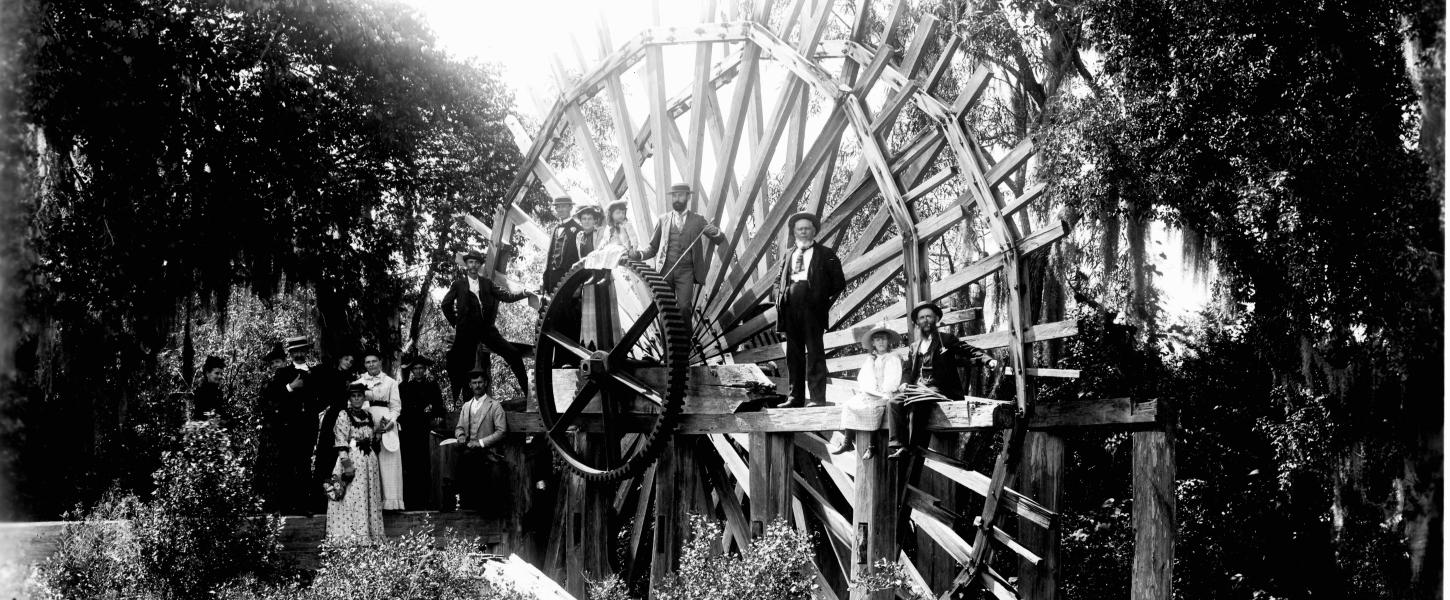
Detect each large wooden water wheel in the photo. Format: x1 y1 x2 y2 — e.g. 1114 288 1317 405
480 2 1174 599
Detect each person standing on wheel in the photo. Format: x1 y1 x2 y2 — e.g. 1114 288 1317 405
773 212 845 408
442 247 536 399
542 196 581 294
631 183 725 334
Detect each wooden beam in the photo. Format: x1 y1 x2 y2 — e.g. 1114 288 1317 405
597 17 656 243
850 430 896 600
1131 424 1176 600
1017 432 1062 600
749 432 796 534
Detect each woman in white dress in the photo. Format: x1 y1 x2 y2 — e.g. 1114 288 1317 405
326 382 385 543
603 200 636 252
826 323 902 459
356 353 404 510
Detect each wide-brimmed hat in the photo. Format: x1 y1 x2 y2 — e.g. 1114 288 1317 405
261 343 286 362
283 335 311 352
669 183 692 194
551 196 575 206
606 199 629 214
910 301 944 320
203 355 225 371
402 354 435 368
854 322 903 349
573 205 603 220
467 368 490 379
347 382 368 393
461 249 485 262
786 211 820 231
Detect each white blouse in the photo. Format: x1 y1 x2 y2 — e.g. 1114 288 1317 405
855 353 902 398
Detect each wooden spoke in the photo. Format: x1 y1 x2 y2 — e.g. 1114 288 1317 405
607 370 670 408
611 302 660 363
548 378 601 437
544 329 594 361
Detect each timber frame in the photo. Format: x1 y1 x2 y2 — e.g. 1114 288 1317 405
470 1 1176 599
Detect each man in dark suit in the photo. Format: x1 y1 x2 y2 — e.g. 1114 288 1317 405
773 212 846 408
888 302 993 459
442 248 536 400
632 183 726 334
542 196 581 294
256 336 316 514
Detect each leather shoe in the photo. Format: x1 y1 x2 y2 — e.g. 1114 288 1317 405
886 447 909 460
774 397 805 408
806 400 829 407
862 445 876 460
827 437 854 455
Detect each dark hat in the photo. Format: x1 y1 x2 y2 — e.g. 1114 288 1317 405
669 183 692 194
284 335 311 352
786 211 820 231
606 199 629 214
910 301 944 320
347 382 367 393
262 343 286 362
467 368 490 379
203 355 225 371
551 196 575 205
402 354 435 368
462 250 485 262
573 205 603 220
853 322 903 348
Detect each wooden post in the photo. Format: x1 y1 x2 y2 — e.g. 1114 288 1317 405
1131 423 1175 600
849 430 895 600
749 432 796 535
1017 432 1063 600
562 433 611 599
916 433 962 591
650 440 680 589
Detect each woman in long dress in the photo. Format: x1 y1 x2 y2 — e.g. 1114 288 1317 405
603 200 636 252
826 323 903 459
357 353 404 510
326 382 385 543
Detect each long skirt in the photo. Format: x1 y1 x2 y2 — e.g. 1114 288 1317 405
326 449 385 544
377 436 405 510
840 392 888 430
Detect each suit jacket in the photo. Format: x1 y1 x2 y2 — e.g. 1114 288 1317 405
543 218 582 292
775 243 846 330
639 211 725 283
902 332 986 400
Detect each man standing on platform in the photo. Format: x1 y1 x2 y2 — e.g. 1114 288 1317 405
773 212 845 408
542 196 581 294
443 248 536 399
256 336 316 514
632 183 726 334
455 369 507 513
887 302 993 459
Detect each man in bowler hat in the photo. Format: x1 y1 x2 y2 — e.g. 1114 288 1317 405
773 211 845 407
887 302 994 459
632 183 726 334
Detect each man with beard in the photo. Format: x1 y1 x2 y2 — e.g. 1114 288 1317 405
772 212 845 408
632 183 726 335
256 336 317 514
887 302 994 459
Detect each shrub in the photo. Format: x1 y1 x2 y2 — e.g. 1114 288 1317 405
26 420 282 599
223 525 536 600
651 516 816 600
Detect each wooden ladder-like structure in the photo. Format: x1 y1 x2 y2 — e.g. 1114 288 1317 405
468 1 1177 599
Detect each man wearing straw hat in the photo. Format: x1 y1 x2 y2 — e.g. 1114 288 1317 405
773 211 845 408
631 183 726 334
887 301 993 459
542 195 581 293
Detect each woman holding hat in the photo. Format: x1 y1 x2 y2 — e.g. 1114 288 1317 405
826 323 903 459
325 382 386 544
356 352 404 510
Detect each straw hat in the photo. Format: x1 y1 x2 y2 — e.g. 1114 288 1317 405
854 322 903 349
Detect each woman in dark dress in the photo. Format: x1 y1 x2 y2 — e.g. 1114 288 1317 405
399 356 447 509
310 352 358 511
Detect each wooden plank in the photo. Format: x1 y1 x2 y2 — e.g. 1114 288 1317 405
1029 397 1163 430
707 433 752 495
850 430 896 600
684 0 718 196
909 507 973 565
984 137 1035 189
650 440 680 588
1131 426 1175 600
698 438 752 551
644 21 674 213
922 454 1055 531
596 18 656 243
703 0 776 236
627 464 656 580
1000 182 1046 219
843 93 928 307
745 22 848 99
794 471 853 545
981 566 1021 600
545 365 772 415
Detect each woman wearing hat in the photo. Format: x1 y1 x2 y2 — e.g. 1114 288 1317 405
826 323 903 459
603 200 636 252
399 355 446 508
356 352 404 510
325 382 385 544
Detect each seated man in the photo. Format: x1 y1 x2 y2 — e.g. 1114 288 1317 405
888 301 993 459
454 369 507 512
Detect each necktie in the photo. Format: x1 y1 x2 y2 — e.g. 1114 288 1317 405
580 232 593 256
792 248 804 275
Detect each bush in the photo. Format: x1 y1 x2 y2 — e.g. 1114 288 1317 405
223 526 535 600
651 516 816 600
26 420 282 599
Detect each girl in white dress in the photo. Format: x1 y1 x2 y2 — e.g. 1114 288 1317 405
826 323 902 459
326 383 385 543
356 353 404 510
603 200 637 252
